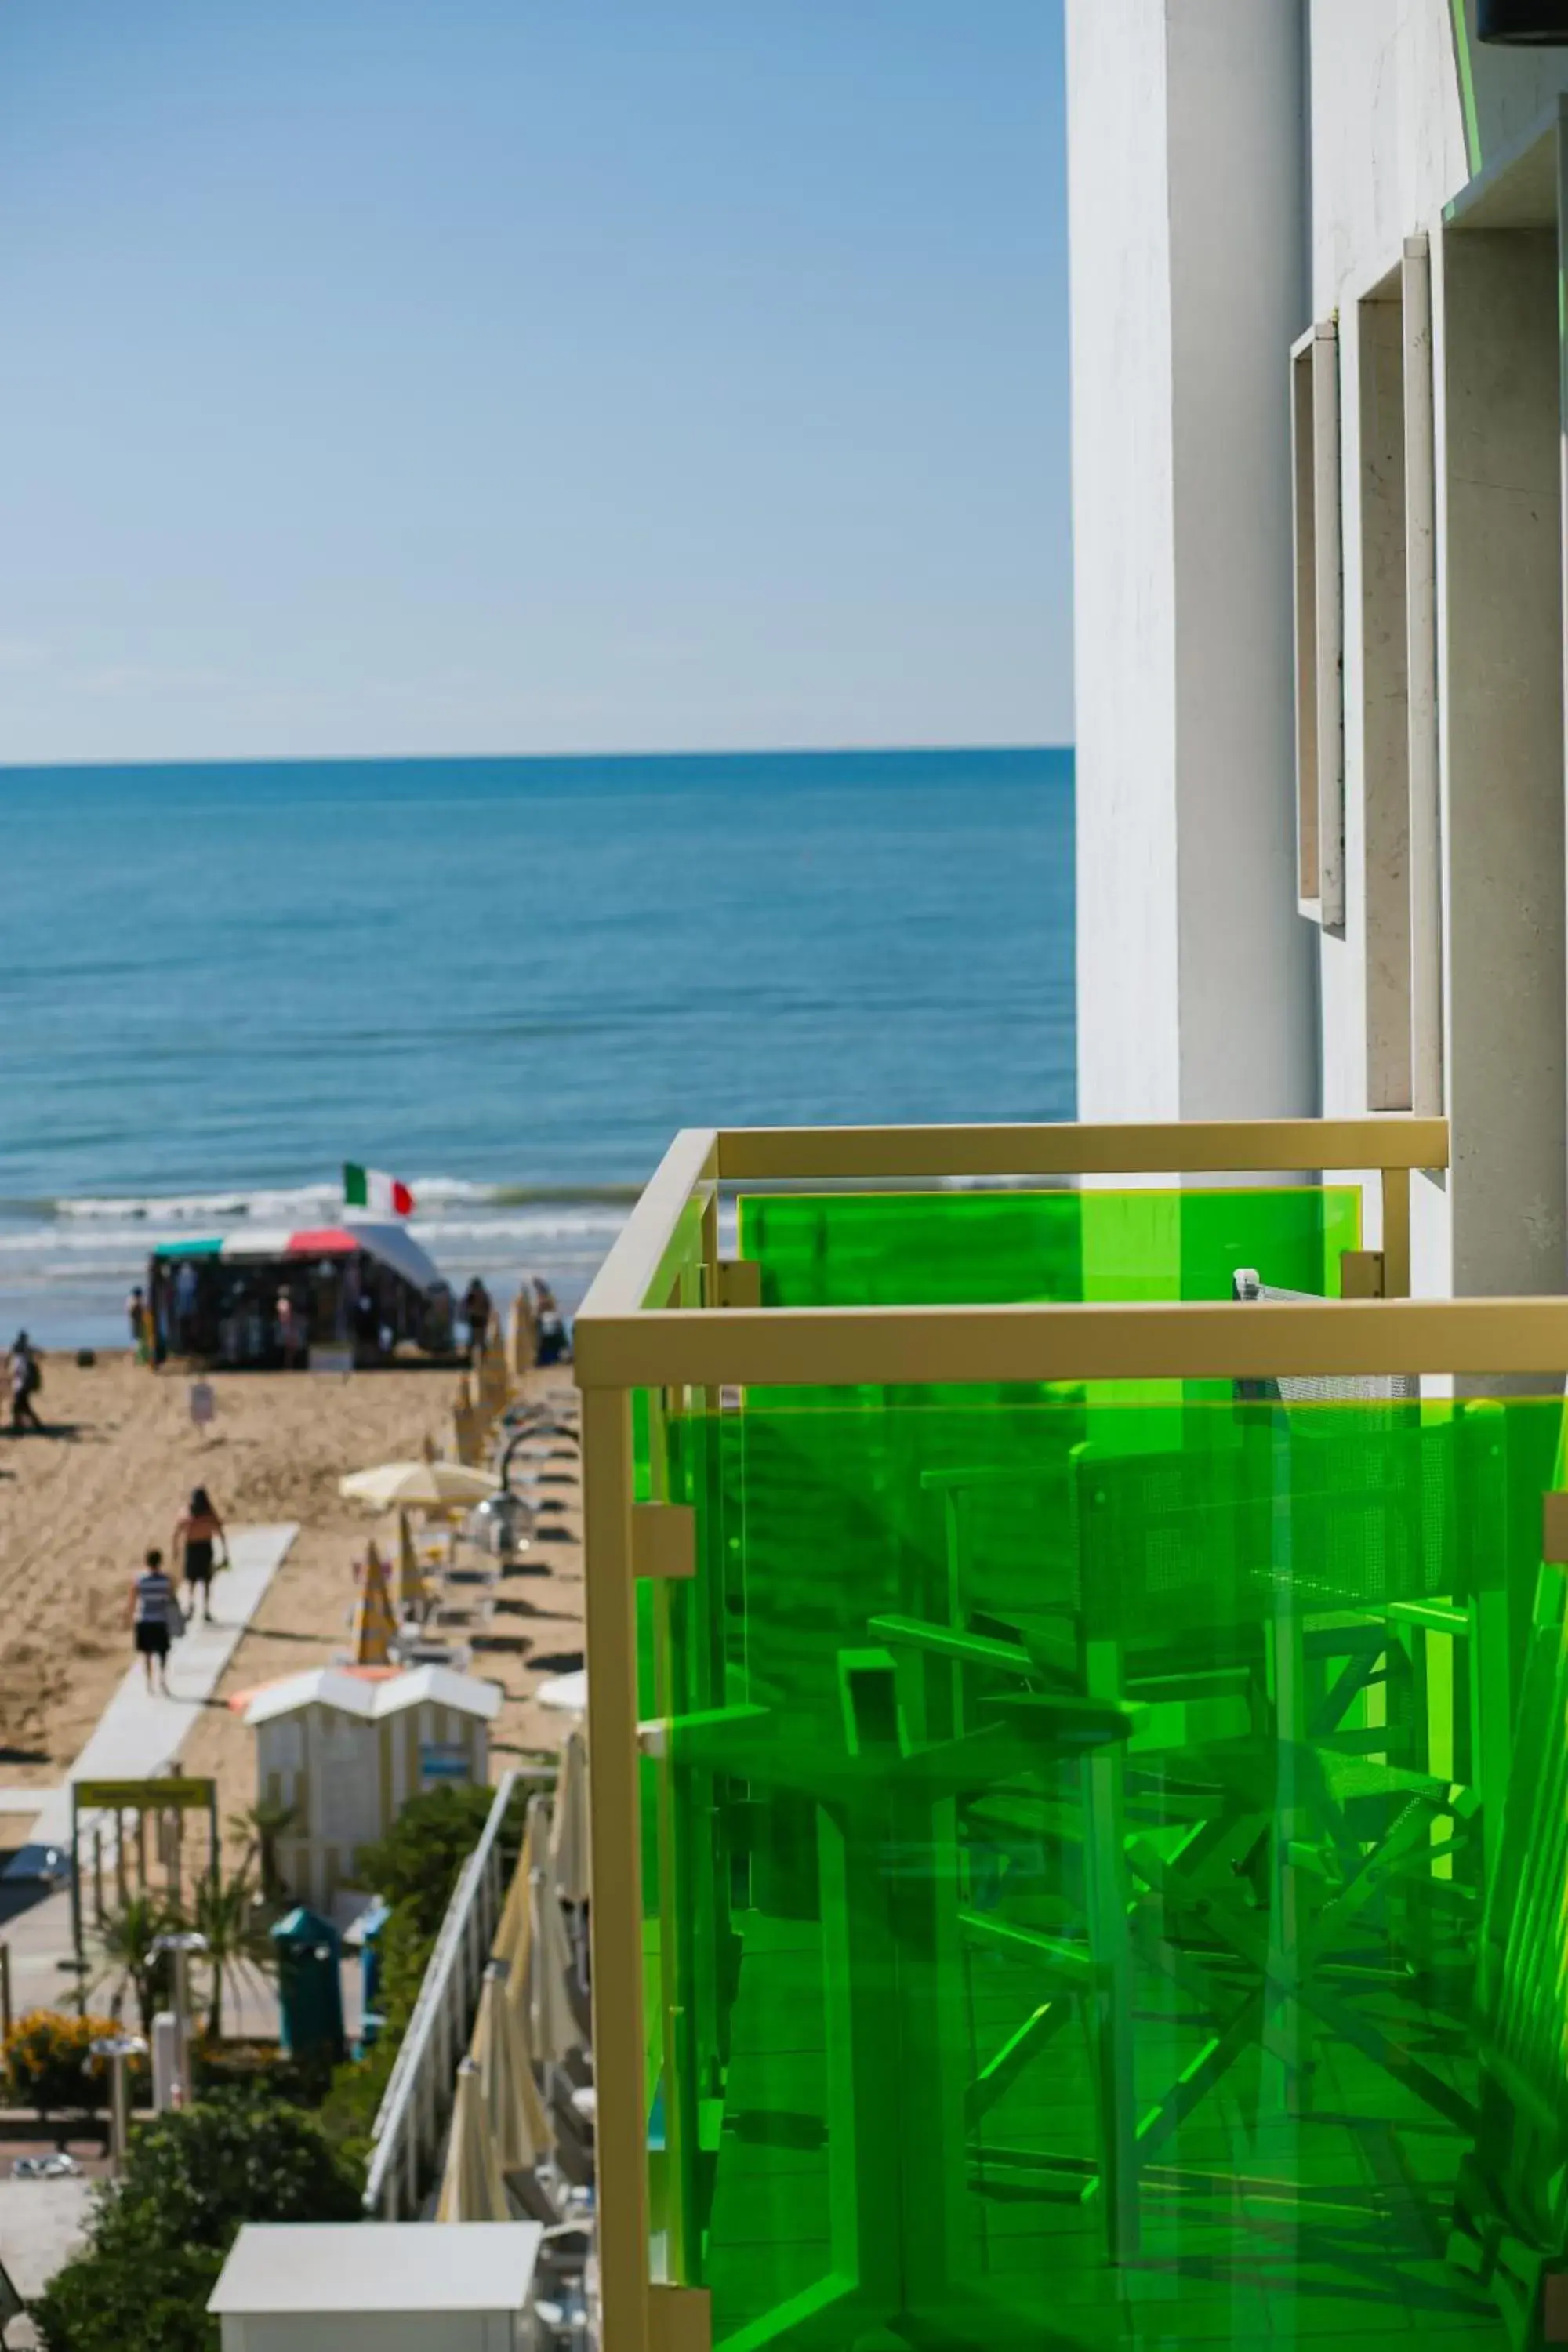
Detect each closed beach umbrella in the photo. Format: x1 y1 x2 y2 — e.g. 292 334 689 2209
472 1959 548 2171
350 1542 397 1668
529 1866 582 2066
339 1460 499 1512
492 1847 528 1976
436 2056 509 2223
503 1797 548 2033
548 1726 592 1907
508 1983 552 2158
396 1510 423 1617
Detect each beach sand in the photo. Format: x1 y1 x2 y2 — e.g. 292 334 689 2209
0 1354 583 1853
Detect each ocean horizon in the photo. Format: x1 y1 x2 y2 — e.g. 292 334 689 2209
0 746 1075 1347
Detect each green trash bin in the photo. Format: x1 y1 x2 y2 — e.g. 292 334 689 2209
270 1906 345 2068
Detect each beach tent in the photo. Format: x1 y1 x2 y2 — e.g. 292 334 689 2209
243 1664 500 1911
147 1220 455 1368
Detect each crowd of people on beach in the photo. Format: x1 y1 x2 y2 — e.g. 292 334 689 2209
125 1269 572 1374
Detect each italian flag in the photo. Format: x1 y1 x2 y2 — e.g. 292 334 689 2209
343 1164 416 1218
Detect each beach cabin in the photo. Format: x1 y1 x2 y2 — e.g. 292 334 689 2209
244 1664 500 1912
148 1219 454 1369
209 2223 543 2352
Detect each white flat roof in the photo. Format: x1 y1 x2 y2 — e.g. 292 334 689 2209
209 2223 543 2315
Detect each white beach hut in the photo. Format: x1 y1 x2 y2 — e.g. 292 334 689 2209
244 1664 501 1911
209 2223 543 2352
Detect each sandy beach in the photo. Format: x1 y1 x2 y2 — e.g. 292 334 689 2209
0 1352 583 1858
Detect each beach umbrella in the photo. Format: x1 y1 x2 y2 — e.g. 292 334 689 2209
529 1865 582 2067
349 1542 397 1668
536 1668 587 1717
479 1329 510 1419
548 1726 592 1907
396 1510 424 1617
339 1460 499 1512
450 1377 485 1468
502 1797 547 2033
492 1849 529 1977
435 2057 509 2223
472 1960 548 2172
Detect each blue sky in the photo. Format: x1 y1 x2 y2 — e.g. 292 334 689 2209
0 2 1069 763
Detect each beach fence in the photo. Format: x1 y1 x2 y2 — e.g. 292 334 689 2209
364 1770 523 2220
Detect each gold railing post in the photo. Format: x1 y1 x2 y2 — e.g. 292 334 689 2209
1381 1164 1413 1297
583 1383 651 2352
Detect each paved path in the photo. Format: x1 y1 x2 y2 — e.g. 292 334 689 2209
20 1524 297 1853
0 2173 95 2307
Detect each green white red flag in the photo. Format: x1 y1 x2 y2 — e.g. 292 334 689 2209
343 1164 416 1218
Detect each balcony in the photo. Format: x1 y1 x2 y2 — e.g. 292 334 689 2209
576 1118 1568 2352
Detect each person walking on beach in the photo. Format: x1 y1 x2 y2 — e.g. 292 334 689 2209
172 1486 227 1625
126 1285 150 1363
128 1547 180 1694
7 1334 43 1434
461 1276 492 1363
534 1278 569 1366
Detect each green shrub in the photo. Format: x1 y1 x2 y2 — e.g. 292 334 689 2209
31 2090 363 2352
191 2039 328 2107
97 2088 364 2250
3 2010 132 2126
314 2035 397 2175
355 1781 497 1939
28 2243 223 2352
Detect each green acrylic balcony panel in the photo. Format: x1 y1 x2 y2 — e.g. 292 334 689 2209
641 1385 1566 2352
739 1186 1365 1312
575 1118 1502 2352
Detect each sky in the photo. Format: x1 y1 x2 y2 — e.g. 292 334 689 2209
0 2 1069 764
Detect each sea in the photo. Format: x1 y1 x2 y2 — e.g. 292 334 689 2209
0 748 1074 1349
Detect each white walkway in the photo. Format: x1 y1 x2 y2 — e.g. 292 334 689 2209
0 2173 94 2308
20 1523 298 1853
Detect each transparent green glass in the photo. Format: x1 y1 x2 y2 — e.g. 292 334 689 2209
641 1359 1567 2348
739 1186 1364 1308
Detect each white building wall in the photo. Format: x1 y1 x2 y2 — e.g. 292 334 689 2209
1065 0 1181 1121
1069 0 1568 1302
1305 2 1568 1300
1066 0 1316 1126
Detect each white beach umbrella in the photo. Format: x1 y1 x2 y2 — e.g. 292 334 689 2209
535 1668 587 1716
529 1866 582 2067
547 1726 592 1908
435 2056 509 2223
472 1959 548 2172
339 1460 499 1512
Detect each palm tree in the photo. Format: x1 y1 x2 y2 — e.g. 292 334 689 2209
96 1893 176 2037
191 1859 277 2040
227 1798 296 1907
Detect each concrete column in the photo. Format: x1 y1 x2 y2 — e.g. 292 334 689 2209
1358 285 1413 1112
1066 0 1317 1122
1442 225 1566 1298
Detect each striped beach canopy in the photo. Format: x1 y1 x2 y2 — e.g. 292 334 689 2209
152 1221 445 1290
